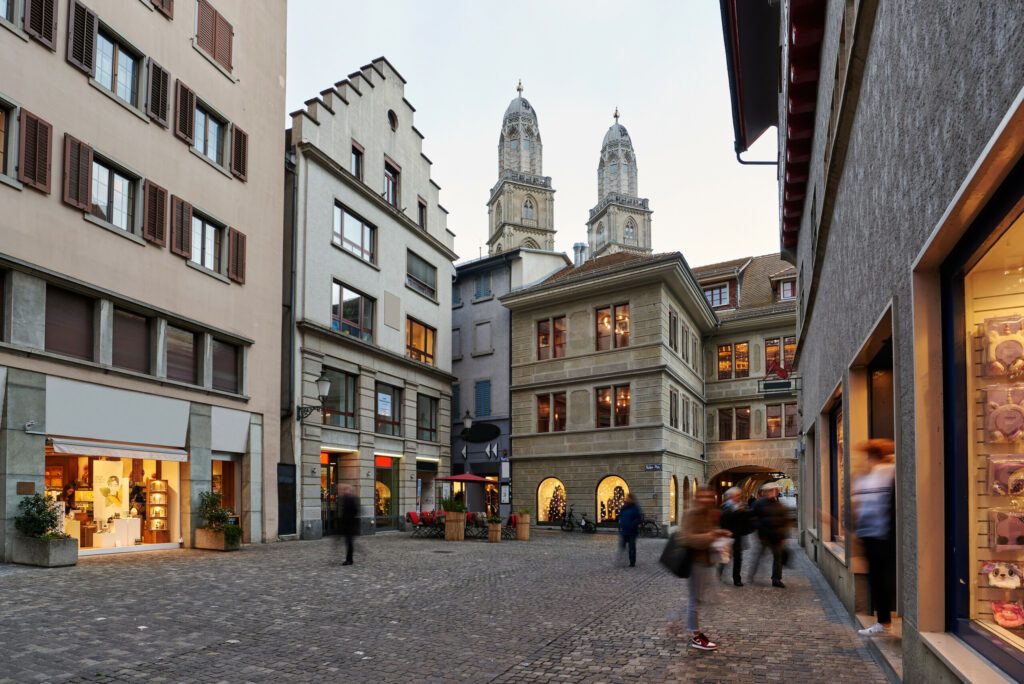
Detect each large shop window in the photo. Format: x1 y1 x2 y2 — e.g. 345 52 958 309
670 475 678 524
375 455 398 530
537 477 566 524
375 383 402 436
596 475 629 524
45 286 94 360
323 369 358 429
596 304 630 351
946 189 1024 669
829 403 845 544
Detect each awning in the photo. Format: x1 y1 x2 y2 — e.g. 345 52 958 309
50 438 188 462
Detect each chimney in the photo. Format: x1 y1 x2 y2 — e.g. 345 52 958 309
573 243 587 267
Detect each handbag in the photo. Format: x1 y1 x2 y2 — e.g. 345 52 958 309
659 534 693 578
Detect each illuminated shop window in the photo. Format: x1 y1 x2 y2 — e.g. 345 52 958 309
596 475 629 524
537 477 566 523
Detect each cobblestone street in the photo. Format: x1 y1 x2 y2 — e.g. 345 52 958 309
0 531 886 683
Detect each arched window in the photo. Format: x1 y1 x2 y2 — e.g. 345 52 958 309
624 220 637 244
523 198 536 221
596 475 629 524
683 476 690 508
597 222 606 245
670 475 678 524
521 238 539 249
538 477 567 523
494 201 502 222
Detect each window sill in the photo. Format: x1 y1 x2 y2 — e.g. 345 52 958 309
919 632 1014 684
823 540 846 563
88 79 149 123
452 354 463 362
186 260 231 284
83 214 147 245
470 349 494 358
471 294 494 304
319 423 360 434
189 146 234 179
330 241 380 271
452 301 463 309
0 15 28 41
191 39 238 83
0 173 24 191
405 282 439 305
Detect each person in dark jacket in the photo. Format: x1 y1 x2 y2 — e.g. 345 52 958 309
853 439 896 636
720 487 752 586
338 484 359 566
617 493 643 567
748 483 790 588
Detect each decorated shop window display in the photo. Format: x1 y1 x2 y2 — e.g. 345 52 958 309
984 386 1024 444
986 317 1024 380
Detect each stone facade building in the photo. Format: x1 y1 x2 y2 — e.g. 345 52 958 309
283 58 456 538
723 0 1024 679
0 0 286 559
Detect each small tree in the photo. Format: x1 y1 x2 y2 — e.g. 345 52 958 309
197 491 242 546
15 494 66 539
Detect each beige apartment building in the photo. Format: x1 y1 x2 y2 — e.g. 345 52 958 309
0 0 286 559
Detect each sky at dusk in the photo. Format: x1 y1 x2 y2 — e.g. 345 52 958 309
286 0 780 267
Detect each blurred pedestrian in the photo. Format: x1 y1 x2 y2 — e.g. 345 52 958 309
720 487 753 586
668 485 731 650
749 482 790 588
338 484 359 566
617 493 642 567
853 438 897 636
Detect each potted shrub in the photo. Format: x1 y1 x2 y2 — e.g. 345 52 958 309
487 514 502 543
441 497 466 541
12 494 77 567
194 491 242 551
516 508 531 541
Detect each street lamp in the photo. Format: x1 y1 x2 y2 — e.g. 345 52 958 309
296 370 332 421
463 410 473 431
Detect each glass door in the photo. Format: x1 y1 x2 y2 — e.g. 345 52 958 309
321 453 341 535
375 456 398 530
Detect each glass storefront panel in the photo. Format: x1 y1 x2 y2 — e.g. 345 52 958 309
537 477 566 524
375 456 398 530
596 475 629 524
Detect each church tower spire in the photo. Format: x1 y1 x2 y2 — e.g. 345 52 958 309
486 82 556 255
587 110 652 258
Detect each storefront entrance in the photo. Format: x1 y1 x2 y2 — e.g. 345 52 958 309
321 452 342 535
375 456 399 530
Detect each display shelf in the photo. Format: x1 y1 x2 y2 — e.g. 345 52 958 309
144 479 170 544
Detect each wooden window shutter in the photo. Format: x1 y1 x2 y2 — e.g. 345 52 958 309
61 134 93 210
142 180 168 246
170 195 193 258
230 125 247 181
196 0 216 54
213 11 233 71
174 79 195 144
153 0 174 19
17 109 52 194
227 228 246 284
65 0 98 75
24 0 58 50
145 59 171 127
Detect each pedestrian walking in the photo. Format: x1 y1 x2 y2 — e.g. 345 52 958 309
720 487 753 586
668 485 731 650
617 493 643 567
853 438 897 636
338 484 359 566
748 482 790 588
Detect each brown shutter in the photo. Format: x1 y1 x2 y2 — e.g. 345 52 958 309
142 180 168 246
152 0 173 19
196 0 216 54
145 59 171 127
17 109 52 194
24 0 58 50
214 11 233 71
65 0 97 75
230 125 247 181
170 195 193 258
174 79 195 144
227 228 246 284
62 134 93 210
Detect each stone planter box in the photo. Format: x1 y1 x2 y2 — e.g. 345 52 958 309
488 523 502 543
444 511 466 541
13 536 78 567
516 513 531 541
195 527 241 551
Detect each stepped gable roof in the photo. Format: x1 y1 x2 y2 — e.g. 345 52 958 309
694 253 796 321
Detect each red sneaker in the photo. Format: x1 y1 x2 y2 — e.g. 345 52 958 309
690 632 719 650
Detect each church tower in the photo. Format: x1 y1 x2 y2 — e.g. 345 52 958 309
587 110 653 258
487 82 556 255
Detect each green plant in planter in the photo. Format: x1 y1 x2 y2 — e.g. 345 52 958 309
441 497 467 513
197 491 231 530
487 514 502 524
15 494 69 540
516 508 531 517
222 523 243 547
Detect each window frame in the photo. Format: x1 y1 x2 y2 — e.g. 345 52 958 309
669 389 679 429
766 337 781 373
536 392 567 433
668 308 679 353
784 335 797 368
0 100 12 180
536 315 566 361
350 141 363 180
780 279 797 301
766 403 783 439
596 384 630 428
406 250 438 300
89 154 139 233
94 27 142 108
718 343 733 380
332 203 376 264
734 341 750 378
374 382 402 436
596 303 630 351
194 101 227 167
704 282 730 308
189 209 224 273
322 368 358 429
211 337 240 393
406 317 436 366
417 197 427 229
383 160 400 208
331 280 375 342
416 393 439 442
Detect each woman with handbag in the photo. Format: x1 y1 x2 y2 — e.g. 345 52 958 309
668 485 731 650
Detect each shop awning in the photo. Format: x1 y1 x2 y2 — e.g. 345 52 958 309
50 438 188 462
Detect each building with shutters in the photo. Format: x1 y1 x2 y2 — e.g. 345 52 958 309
0 0 287 560
283 57 457 538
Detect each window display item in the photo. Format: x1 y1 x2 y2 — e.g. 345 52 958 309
984 386 1024 444
989 457 1024 496
983 561 1023 589
145 479 170 543
985 317 1024 379
991 510 1024 551
992 601 1024 629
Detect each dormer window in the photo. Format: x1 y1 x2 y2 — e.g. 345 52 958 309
780 279 796 301
704 283 730 308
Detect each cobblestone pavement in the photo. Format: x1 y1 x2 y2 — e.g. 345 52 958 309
0 531 886 683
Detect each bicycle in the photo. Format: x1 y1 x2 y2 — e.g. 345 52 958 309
638 515 661 538
560 504 597 533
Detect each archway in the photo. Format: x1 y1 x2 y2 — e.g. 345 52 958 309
596 475 629 525
710 466 797 505
537 477 566 524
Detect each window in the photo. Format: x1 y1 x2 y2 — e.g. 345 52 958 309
452 328 462 358
211 338 239 393
331 282 374 342
692 336 699 369
624 220 636 244
829 404 844 543
718 408 733 442
112 308 149 373
1 0 10 22
0 105 8 176
681 323 690 362
693 403 701 439
406 317 436 365
537 392 566 433
670 476 678 524
596 475 629 524
767 403 798 438
165 325 197 384
718 344 733 379
473 321 492 355
596 385 630 428
190 213 223 272
704 283 729 308
452 383 460 417
682 395 691 434
474 272 491 299
194 104 225 165
784 335 797 368
417 198 427 229
416 394 439 441
735 407 751 440
195 0 233 72
668 309 679 352
452 286 462 307
669 389 679 429
384 161 399 207
474 379 491 418
95 31 139 106
333 204 375 263
767 404 783 439
537 316 566 360
780 279 796 300
387 109 398 131
323 369 357 429
766 337 781 374
375 383 402 436
538 477 567 523
734 342 749 378
717 407 750 441
784 403 799 437
406 251 437 299
350 143 363 179
596 304 630 350
45 286 93 360
90 158 135 231
523 198 535 221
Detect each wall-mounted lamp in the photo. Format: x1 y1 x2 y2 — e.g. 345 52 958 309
296 370 332 421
